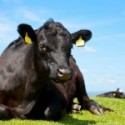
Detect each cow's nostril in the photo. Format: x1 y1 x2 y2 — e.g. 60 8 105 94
57 68 71 81
58 69 63 76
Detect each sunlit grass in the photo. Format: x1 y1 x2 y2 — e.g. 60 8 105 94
0 97 124 125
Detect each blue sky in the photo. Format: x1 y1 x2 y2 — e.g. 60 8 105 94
0 0 125 94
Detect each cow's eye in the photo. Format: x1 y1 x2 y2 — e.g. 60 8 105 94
61 32 67 37
39 43 47 54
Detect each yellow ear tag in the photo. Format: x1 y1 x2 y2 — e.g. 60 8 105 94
75 36 85 47
24 32 32 44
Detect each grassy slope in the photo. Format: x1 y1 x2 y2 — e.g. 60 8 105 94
0 97 124 125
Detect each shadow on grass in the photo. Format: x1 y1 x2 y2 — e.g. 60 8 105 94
58 114 96 125
0 117 96 125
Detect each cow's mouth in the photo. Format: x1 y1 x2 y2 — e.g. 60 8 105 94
56 68 72 82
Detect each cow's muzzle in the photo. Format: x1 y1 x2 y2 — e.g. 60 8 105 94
57 67 72 81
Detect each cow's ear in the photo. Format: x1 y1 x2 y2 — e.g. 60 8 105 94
17 24 37 44
71 30 92 47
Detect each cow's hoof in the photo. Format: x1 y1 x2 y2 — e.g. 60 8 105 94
71 103 81 113
87 100 113 115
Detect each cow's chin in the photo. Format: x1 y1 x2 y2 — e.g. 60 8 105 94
51 79 69 84
55 79 70 84
49 75 71 83
56 76 71 83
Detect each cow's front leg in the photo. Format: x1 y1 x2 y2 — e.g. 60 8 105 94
84 99 113 115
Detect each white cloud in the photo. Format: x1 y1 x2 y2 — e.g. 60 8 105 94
0 7 46 47
84 46 96 53
16 7 48 23
80 68 89 74
94 33 125 42
0 13 18 54
0 23 14 33
105 78 116 84
19 9 44 22
98 77 117 84
61 17 125 33
0 21 17 43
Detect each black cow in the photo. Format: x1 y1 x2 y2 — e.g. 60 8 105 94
0 20 87 120
97 88 125 98
26 29 112 121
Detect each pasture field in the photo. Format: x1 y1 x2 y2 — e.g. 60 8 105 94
0 97 124 125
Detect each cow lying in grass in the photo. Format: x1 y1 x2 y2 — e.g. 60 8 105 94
27 27 112 120
0 19 91 120
97 88 125 98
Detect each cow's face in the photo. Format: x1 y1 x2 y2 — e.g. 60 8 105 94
17 20 92 82
36 20 72 82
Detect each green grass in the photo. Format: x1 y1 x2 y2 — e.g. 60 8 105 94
0 97 124 125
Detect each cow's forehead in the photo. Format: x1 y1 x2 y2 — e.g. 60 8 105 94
37 20 70 35
44 20 65 29
36 20 72 48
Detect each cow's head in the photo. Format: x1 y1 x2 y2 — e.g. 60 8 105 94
17 20 92 82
